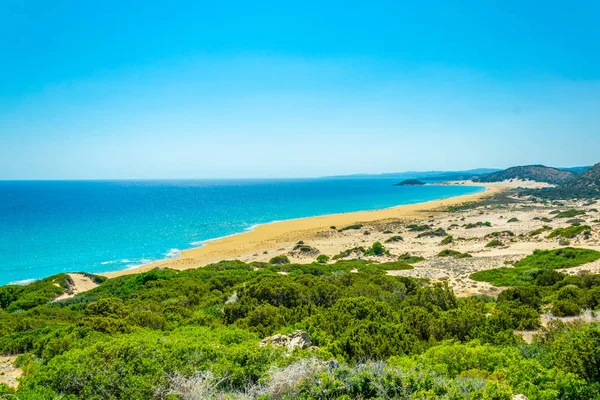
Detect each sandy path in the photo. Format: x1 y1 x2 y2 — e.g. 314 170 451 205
53 273 99 301
0 356 22 389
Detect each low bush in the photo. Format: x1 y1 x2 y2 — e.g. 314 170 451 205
316 254 329 264
269 255 290 265
438 249 472 258
485 239 504 248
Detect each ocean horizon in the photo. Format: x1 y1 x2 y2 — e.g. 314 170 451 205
0 178 484 286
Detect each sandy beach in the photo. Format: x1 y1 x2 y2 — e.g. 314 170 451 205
101 180 554 280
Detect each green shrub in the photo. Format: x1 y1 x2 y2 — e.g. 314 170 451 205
548 225 592 239
438 249 472 258
507 217 519 223
364 242 388 256
555 210 586 218
339 224 363 231
529 226 552 236
416 228 447 238
316 254 330 264
464 221 492 229
397 253 425 264
551 300 581 317
441 235 453 245
485 239 504 248
407 224 430 232
269 255 290 265
515 248 600 269
384 235 404 243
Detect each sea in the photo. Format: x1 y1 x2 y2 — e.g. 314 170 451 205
0 178 484 286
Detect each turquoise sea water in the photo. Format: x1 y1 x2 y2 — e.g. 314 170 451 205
0 179 483 286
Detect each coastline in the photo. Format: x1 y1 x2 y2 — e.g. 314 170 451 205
101 181 503 279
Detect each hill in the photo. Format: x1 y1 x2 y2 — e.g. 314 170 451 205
326 168 500 180
533 162 600 198
559 166 592 175
394 179 425 186
476 165 574 184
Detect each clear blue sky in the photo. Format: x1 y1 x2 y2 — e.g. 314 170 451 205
1 1 599 179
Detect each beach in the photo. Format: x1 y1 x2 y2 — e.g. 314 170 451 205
101 180 552 280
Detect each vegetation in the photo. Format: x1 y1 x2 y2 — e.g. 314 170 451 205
394 179 425 186
364 241 388 256
529 226 552 236
507 217 519 223
438 249 472 258
384 235 403 243
0 274 72 312
4 258 600 398
407 224 430 232
476 165 575 184
471 248 600 286
555 209 586 218
331 246 365 260
530 162 600 199
269 255 290 265
464 221 492 229
440 235 453 245
485 239 504 248
397 253 425 264
547 225 592 239
416 227 447 238
316 254 329 264
339 224 363 231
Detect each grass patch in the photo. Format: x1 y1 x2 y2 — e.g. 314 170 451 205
372 261 414 271
485 231 514 238
384 235 404 243
515 248 600 269
470 267 538 287
485 240 504 248
407 224 430 232
547 225 591 239
416 228 447 238
529 226 552 236
464 221 492 229
555 210 586 218
440 235 453 245
398 253 425 264
332 246 366 260
471 248 600 287
438 249 472 258
339 224 363 231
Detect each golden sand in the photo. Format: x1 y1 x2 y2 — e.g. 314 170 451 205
101 181 509 278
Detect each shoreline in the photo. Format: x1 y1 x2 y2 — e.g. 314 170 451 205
101 181 502 279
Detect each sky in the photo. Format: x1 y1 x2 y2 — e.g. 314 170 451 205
1 1 599 179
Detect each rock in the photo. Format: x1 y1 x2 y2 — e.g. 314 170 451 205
513 395 528 400
260 330 311 351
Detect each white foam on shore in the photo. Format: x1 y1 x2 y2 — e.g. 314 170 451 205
8 278 36 286
166 248 181 258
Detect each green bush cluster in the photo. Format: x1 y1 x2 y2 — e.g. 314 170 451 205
547 225 592 239
438 249 472 258
5 256 600 398
471 248 600 287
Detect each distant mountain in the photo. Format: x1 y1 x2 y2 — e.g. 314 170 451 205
327 168 501 180
394 179 425 186
476 165 574 184
534 163 600 198
558 166 593 175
